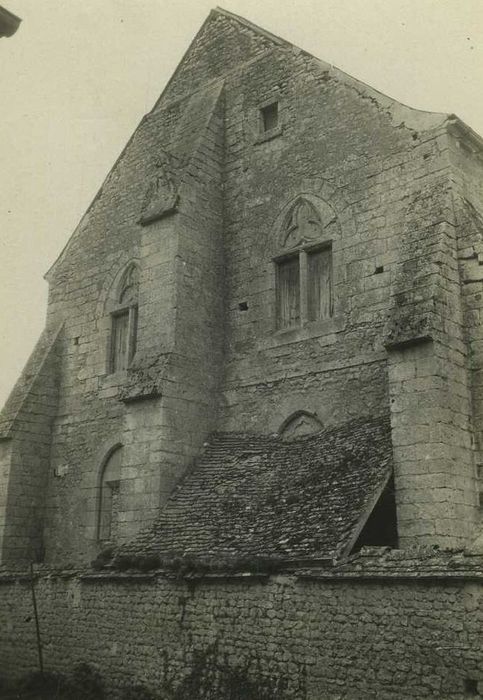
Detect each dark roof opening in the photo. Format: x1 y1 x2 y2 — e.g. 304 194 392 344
352 474 399 552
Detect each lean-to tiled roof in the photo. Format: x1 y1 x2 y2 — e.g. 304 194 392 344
124 416 393 562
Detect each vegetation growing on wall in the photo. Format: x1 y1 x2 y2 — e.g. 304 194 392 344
0 664 104 700
0 649 296 700
91 549 314 576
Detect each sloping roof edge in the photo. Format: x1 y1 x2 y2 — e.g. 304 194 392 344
214 8 482 142
213 6 286 46
43 113 149 284
113 416 394 564
336 470 392 562
43 8 482 283
214 7 450 133
446 114 483 154
0 323 63 439
150 7 285 114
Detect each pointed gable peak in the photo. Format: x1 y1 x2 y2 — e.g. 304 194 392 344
154 7 292 108
210 7 288 47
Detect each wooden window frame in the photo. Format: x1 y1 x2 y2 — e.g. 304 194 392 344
108 303 138 374
275 252 301 329
274 242 333 330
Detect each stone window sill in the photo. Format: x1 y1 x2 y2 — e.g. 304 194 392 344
255 125 283 144
100 370 128 384
260 315 345 350
98 371 128 396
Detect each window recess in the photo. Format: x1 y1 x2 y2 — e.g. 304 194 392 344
98 446 122 543
275 244 333 330
260 101 279 132
108 263 139 374
110 307 137 373
256 99 282 143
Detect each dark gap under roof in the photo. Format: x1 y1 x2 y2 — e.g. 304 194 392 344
121 415 394 563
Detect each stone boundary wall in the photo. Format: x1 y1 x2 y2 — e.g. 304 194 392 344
0 569 482 699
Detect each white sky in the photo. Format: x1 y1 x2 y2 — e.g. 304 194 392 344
1 0 482 407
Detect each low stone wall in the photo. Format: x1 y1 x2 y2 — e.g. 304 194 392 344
0 567 482 699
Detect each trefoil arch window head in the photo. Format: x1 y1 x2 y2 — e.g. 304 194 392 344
108 263 139 373
97 445 122 543
275 198 334 330
281 198 323 249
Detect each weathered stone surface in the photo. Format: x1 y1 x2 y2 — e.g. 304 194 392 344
0 555 482 699
1 7 483 696
3 7 477 563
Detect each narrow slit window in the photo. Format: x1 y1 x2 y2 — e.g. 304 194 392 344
277 255 300 329
261 102 279 132
129 305 138 359
108 263 139 374
111 310 130 373
307 247 332 321
98 447 122 543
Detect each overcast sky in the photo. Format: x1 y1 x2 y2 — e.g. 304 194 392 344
1 0 482 406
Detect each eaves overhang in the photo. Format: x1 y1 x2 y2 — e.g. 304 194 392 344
446 114 483 157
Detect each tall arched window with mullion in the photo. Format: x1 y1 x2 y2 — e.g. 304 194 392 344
109 264 139 373
275 198 333 330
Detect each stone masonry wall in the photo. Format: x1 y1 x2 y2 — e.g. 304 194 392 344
448 127 483 533
388 338 477 547
3 8 482 564
155 10 275 107
39 89 222 563
38 73 225 565
211 32 479 544
386 187 478 547
218 45 455 435
0 569 482 699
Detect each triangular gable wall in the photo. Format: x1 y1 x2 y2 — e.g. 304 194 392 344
45 7 454 283
153 8 280 109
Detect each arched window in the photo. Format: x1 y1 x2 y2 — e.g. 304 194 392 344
279 410 323 440
275 197 333 330
98 446 122 542
109 264 139 373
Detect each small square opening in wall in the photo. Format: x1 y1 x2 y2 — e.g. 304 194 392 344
238 301 248 311
260 102 279 132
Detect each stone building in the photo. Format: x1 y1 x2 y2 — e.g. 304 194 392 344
1 9 483 699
